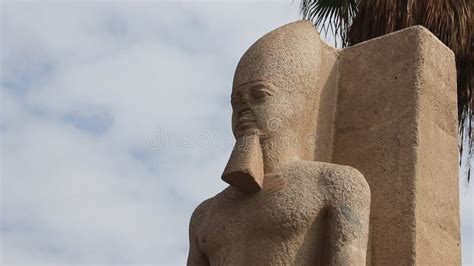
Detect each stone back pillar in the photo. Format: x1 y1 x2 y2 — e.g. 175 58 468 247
313 41 338 163
331 26 461 265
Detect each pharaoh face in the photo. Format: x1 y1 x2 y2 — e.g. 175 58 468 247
231 80 275 138
231 77 309 141
230 21 322 141
222 21 323 191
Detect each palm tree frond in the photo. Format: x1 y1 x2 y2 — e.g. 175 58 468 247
301 0 473 180
300 0 358 47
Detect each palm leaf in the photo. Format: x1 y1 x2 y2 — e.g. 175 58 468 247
300 0 358 47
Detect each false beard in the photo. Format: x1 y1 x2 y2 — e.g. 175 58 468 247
222 133 264 193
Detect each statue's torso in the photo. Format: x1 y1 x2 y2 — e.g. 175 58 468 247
193 161 368 265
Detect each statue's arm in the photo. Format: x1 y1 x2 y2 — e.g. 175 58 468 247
187 202 210 266
326 166 371 266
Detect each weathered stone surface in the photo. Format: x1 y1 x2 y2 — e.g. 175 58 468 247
190 163 370 265
188 20 460 266
333 26 461 265
188 21 370 265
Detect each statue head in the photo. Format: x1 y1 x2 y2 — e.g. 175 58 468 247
223 21 325 193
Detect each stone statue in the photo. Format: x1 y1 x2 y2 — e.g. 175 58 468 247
187 21 371 265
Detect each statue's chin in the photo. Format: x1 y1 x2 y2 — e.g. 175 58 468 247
222 134 264 193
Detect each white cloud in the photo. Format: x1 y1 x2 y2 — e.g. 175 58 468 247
460 179 474 264
1 1 300 264
1 1 472 265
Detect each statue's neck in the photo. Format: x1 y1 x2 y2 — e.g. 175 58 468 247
222 131 312 193
260 133 303 174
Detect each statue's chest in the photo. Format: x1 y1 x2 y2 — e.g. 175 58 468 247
199 176 324 253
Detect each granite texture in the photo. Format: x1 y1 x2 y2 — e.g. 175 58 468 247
189 21 370 265
188 20 460 265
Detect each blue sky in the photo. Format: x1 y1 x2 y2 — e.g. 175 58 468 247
1 1 473 265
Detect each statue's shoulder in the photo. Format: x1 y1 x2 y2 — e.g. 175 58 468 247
285 160 364 179
189 188 231 224
285 160 369 195
189 198 213 228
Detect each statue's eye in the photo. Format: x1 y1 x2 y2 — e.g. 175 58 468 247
251 87 273 101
